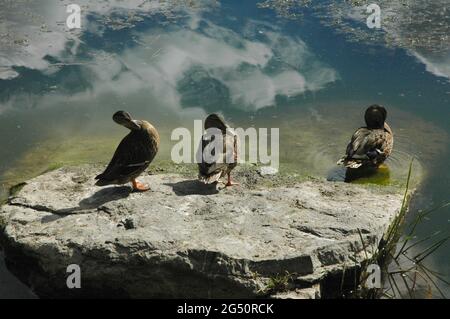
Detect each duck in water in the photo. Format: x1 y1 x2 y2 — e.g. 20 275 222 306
337 105 393 169
95 111 160 192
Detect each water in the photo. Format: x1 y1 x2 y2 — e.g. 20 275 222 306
0 0 449 298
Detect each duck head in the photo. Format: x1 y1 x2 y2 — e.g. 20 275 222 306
205 113 228 133
365 105 387 129
113 111 141 130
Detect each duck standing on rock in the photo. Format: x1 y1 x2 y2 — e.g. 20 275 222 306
198 114 239 187
95 111 160 192
337 105 393 169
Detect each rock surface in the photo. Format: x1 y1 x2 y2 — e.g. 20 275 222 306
0 165 403 298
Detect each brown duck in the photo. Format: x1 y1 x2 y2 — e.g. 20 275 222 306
198 114 238 186
337 105 393 169
95 111 159 191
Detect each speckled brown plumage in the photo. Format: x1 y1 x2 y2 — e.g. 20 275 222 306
96 112 159 190
198 114 238 186
338 105 394 169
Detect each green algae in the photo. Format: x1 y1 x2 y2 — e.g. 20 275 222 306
247 101 447 189
0 102 447 201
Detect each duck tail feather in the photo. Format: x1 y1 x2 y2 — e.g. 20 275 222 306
95 179 111 187
345 161 363 169
198 172 222 184
337 157 363 169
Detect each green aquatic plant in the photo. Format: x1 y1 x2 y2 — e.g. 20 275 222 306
350 160 450 299
261 271 295 295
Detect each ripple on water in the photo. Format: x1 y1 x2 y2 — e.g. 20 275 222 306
272 102 447 187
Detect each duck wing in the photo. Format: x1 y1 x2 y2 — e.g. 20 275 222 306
96 132 155 183
198 135 228 183
339 126 392 168
346 127 374 159
198 132 237 184
379 123 394 159
224 131 238 171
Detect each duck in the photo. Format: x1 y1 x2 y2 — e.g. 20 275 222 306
198 113 238 187
337 105 393 169
95 111 160 192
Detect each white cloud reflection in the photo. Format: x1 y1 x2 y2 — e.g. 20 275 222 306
340 0 450 82
413 53 450 81
0 0 338 113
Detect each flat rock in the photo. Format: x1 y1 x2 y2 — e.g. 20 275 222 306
258 166 279 176
0 165 403 298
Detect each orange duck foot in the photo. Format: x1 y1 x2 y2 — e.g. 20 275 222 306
132 179 150 192
225 174 239 187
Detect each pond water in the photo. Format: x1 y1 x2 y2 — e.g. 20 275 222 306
0 0 449 298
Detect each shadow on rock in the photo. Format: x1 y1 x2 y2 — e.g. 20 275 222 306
78 186 132 209
41 186 131 222
165 180 219 196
